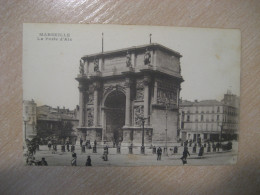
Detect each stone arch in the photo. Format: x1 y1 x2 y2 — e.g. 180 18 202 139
102 85 126 107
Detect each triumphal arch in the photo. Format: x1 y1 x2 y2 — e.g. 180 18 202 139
76 43 183 146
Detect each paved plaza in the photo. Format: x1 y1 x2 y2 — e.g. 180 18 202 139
29 142 238 166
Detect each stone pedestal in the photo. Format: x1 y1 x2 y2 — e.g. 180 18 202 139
86 127 103 142
121 127 153 147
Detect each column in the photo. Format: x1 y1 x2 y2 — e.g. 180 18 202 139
176 87 180 107
125 78 131 127
82 131 86 141
131 52 136 67
93 82 100 127
78 83 85 127
101 109 106 142
153 80 158 104
84 93 88 126
99 58 103 71
152 49 157 67
143 75 151 125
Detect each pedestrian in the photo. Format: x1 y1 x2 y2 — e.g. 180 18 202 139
102 149 108 161
94 140 97 147
40 157 48 166
66 140 70 152
157 147 162 160
48 140 52 151
180 146 190 165
216 142 220 152
212 143 216 152
71 152 77 166
198 146 204 157
85 156 92 166
80 137 83 147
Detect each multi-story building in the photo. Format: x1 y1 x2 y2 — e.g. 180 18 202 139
23 100 79 144
23 100 37 142
179 91 239 142
36 105 79 144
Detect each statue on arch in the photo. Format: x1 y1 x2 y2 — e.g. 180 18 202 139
144 48 151 65
126 51 132 67
79 59 84 75
94 58 99 72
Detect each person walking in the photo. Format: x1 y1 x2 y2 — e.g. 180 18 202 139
198 146 204 157
66 140 70 152
157 147 162 160
85 156 92 166
71 152 77 166
180 146 190 165
80 137 83 147
48 140 52 151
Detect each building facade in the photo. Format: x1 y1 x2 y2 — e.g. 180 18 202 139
76 43 183 146
179 92 239 142
36 105 79 144
23 100 37 142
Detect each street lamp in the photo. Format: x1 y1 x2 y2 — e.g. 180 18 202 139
217 122 223 146
165 100 170 156
138 116 149 154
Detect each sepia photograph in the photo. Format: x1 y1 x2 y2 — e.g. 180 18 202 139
23 23 240 166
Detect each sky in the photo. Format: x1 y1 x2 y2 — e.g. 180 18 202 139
23 24 241 109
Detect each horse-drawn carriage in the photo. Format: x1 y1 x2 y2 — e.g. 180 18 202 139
221 141 232 151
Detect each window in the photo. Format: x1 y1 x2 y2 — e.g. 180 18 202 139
217 115 219 121
201 115 204 121
187 115 190 122
217 107 220 112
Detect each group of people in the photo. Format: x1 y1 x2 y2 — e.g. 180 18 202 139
71 152 92 166
26 155 48 166
80 138 97 149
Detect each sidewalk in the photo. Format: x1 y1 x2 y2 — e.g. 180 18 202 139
29 142 238 166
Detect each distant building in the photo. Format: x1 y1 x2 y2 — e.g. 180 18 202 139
23 100 37 142
179 91 239 142
23 100 79 144
36 105 79 144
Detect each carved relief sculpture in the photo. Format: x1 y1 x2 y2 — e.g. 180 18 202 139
94 58 99 72
134 106 144 126
87 108 94 126
136 80 144 101
88 93 94 104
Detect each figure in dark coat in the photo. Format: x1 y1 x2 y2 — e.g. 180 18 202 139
181 146 190 165
157 147 162 160
85 156 92 166
40 158 48 166
71 152 77 166
198 146 204 157
66 140 70 152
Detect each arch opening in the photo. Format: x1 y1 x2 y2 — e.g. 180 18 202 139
104 90 125 144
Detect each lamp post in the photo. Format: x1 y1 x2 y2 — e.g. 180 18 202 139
165 100 170 156
138 116 149 154
218 122 223 146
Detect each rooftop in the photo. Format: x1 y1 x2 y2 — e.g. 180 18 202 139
180 100 223 107
81 43 182 60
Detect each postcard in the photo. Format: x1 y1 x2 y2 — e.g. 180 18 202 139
23 23 240 166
